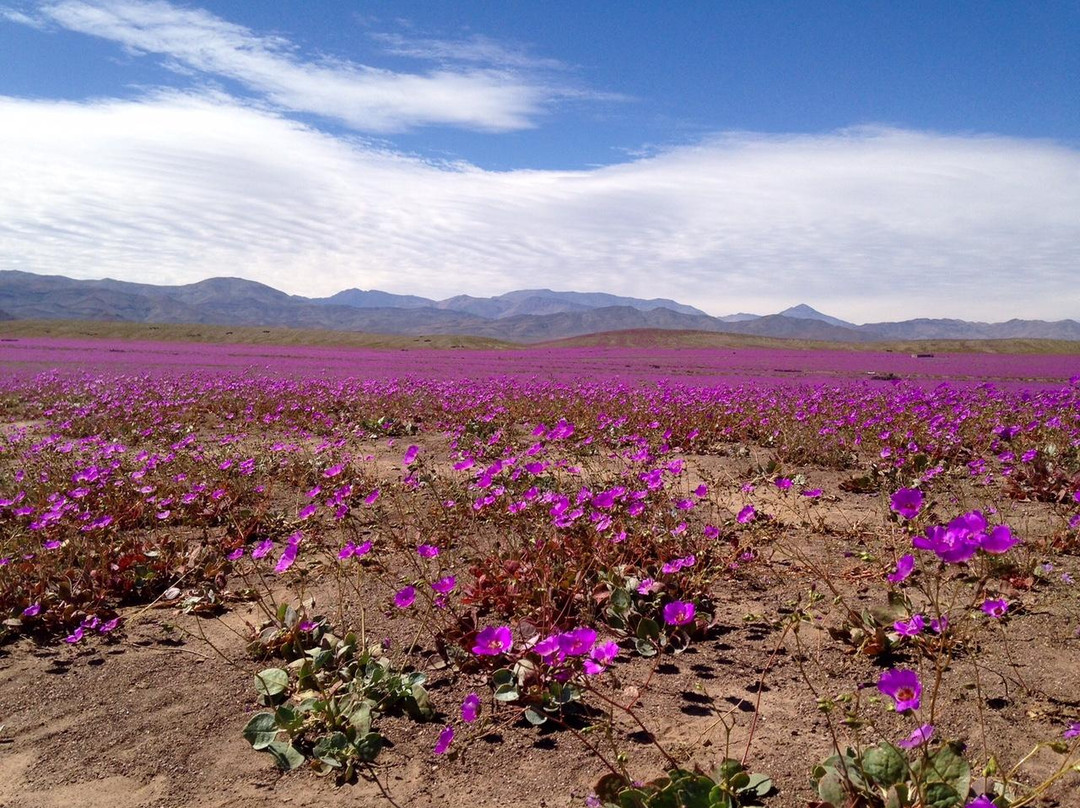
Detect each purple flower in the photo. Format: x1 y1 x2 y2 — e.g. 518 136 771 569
558 627 598 656
433 725 454 755
274 538 301 574
472 625 513 656
775 477 792 490
394 586 416 609
913 524 979 565
878 668 922 712
890 488 923 519
930 615 949 634
431 575 456 594
980 524 1019 554
417 543 440 558
663 600 696 626
637 577 660 595
801 488 823 498
251 539 274 559
297 502 318 520
965 797 995 808
981 598 1008 619
363 489 380 505
897 723 934 749
461 693 481 723
64 626 84 644
99 617 120 633
338 542 356 559
22 602 41 617
888 554 915 584
736 505 756 524
584 640 619 675
894 614 925 636
1062 722 1080 740
227 547 244 561
402 445 420 466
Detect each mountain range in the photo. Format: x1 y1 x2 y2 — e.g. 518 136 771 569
1 270 1078 343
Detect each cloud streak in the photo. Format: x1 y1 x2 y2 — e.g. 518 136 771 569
1 91 1077 322
22 0 562 132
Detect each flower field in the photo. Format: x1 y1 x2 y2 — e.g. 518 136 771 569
1 337 1079 808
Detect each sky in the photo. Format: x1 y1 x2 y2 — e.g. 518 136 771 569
1 1 1078 323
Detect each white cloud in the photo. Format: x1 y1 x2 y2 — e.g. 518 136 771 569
20 0 559 132
1 93 1078 322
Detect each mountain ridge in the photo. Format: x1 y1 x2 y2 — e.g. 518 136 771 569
1 270 1077 344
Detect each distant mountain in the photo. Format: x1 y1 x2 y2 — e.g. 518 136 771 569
314 289 434 309
0 271 1076 344
779 304 855 329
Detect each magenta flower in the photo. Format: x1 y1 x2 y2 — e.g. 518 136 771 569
736 505 756 524
251 539 274 559
894 614 925 636
431 575 456 594
965 797 995 808
801 488 823 498
337 542 356 559
64 626 84 644
433 725 454 755
416 544 440 558
461 693 481 723
99 617 120 633
297 502 318 520
394 586 417 609
637 577 660 595
227 547 244 561
22 602 41 617
402 445 420 466
775 477 792 490
878 668 921 712
557 627 598 656
981 598 1008 619
472 625 513 656
663 600 696 626
584 640 619 675
930 615 949 634
897 723 934 749
980 524 1019 554
274 542 299 574
363 489 380 505
888 554 915 583
890 488 923 519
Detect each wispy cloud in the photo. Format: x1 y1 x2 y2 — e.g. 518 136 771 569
14 0 569 132
2 92 1077 322
369 31 569 72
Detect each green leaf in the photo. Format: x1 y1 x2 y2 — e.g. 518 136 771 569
746 772 773 798
312 732 348 767
636 617 660 641
493 682 519 702
634 637 658 657
265 740 306 771
610 587 632 615
816 769 848 807
274 705 303 733
242 713 279 750
492 668 514 687
408 683 434 720
921 780 962 808
523 707 548 726
254 668 289 698
349 702 372 735
917 742 971 798
864 742 909 788
353 730 383 763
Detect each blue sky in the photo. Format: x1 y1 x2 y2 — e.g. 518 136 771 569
1 1 1078 322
